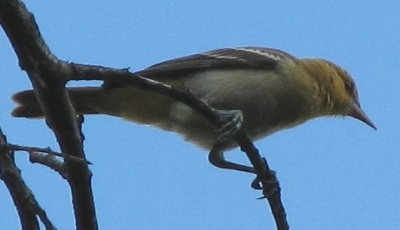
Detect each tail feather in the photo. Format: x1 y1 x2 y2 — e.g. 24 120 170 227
11 87 217 149
12 90 43 118
11 87 173 125
11 88 106 118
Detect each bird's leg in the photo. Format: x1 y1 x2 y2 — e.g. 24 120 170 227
208 109 256 174
208 146 256 173
208 110 278 192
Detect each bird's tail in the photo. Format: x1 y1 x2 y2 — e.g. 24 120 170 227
11 87 113 118
11 87 222 149
12 90 42 118
11 86 175 126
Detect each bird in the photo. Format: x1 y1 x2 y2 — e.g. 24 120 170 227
11 47 376 174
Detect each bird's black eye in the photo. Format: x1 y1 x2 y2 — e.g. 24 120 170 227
345 81 354 93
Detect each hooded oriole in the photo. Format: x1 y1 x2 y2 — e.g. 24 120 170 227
12 47 376 173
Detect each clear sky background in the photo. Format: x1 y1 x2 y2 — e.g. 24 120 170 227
1 1 399 229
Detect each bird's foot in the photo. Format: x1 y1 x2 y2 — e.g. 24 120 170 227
214 109 243 142
251 170 280 199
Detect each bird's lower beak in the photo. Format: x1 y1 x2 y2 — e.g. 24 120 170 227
347 103 377 130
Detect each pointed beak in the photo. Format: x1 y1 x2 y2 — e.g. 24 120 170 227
347 102 377 130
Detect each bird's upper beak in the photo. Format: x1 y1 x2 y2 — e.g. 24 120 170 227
347 102 377 130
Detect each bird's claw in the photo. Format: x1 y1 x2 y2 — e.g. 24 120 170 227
251 171 280 199
251 177 264 190
215 109 243 142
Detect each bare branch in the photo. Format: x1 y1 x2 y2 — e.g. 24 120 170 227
7 144 92 165
28 152 67 179
0 128 56 230
0 0 97 229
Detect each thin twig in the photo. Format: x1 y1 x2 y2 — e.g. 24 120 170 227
0 128 57 230
7 144 92 165
29 152 68 179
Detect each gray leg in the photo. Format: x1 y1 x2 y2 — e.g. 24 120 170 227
208 145 255 174
207 109 256 173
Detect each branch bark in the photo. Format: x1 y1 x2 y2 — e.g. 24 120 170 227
0 128 56 230
0 0 97 229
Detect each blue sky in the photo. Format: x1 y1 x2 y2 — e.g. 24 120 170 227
1 1 399 229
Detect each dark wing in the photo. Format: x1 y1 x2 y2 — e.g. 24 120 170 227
135 47 296 77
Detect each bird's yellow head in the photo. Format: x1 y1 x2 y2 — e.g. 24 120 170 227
301 59 376 129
